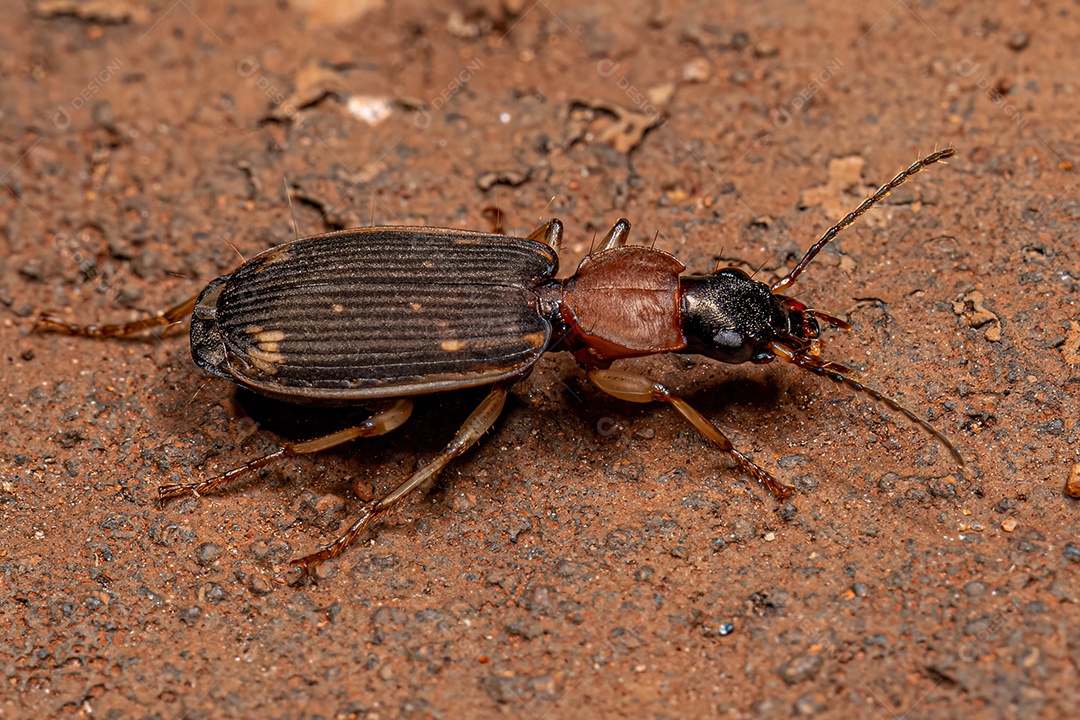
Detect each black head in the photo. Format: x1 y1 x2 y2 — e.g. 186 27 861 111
680 267 820 364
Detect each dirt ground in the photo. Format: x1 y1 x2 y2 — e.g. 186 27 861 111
2 0 1078 717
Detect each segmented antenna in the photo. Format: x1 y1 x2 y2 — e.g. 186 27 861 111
772 148 956 294
770 342 964 468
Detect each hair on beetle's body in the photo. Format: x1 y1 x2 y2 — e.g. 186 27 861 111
37 149 962 579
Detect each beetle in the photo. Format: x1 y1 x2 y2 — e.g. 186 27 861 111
38 148 962 576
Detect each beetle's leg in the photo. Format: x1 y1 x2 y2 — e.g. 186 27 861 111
35 294 199 338
597 218 632 251
292 381 512 575
527 218 564 253
587 368 794 499
770 343 964 467
158 399 414 504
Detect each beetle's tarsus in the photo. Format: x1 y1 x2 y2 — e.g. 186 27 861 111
291 502 382 574
287 560 320 586
33 295 200 339
158 484 192 504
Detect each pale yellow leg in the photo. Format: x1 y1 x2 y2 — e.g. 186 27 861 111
158 398 414 503
588 368 794 498
292 382 512 574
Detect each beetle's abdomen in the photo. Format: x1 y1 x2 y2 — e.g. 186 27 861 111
194 228 558 400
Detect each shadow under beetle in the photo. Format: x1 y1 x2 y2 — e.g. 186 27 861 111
38 148 963 577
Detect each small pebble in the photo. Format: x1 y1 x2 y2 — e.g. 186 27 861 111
194 542 222 567
964 581 986 598
1064 463 1080 499
731 519 758 543
776 654 823 684
702 619 735 638
794 692 826 716
247 574 274 596
299 492 346 531
1007 33 1029 51
682 57 712 83
179 606 201 626
753 42 779 58
201 582 227 604
1001 518 1018 532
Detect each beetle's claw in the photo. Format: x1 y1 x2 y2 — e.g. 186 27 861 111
288 560 317 586
32 314 54 334
288 556 326 586
772 482 795 500
157 484 190 505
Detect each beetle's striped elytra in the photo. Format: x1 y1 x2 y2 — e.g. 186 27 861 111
36 149 962 579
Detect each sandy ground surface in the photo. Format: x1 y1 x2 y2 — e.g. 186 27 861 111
2 0 1079 717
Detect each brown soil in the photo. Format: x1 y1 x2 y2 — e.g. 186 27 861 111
2 1 1078 718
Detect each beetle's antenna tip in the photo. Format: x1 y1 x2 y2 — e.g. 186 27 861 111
770 149 956 295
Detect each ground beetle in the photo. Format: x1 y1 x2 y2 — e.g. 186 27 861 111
38 148 962 576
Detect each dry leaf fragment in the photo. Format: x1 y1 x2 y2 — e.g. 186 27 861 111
952 291 1002 342
1062 321 1080 367
1066 463 1080 499
30 0 149 23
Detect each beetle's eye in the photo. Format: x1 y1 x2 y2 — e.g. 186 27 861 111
712 328 745 351
717 267 750 281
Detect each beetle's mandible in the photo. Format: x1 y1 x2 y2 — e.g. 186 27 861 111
38 148 963 578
